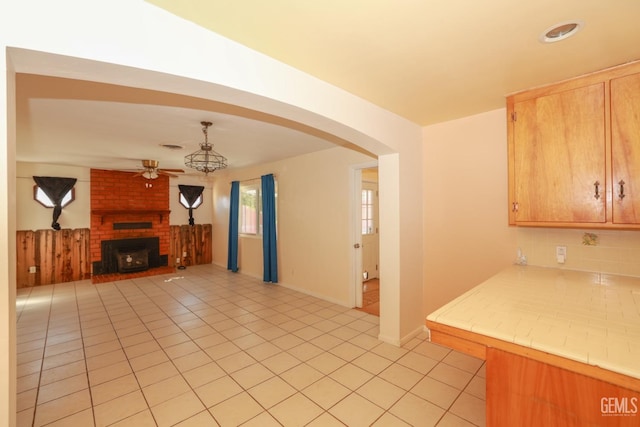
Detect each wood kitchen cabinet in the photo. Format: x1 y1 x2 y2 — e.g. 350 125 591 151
611 72 640 224
486 348 640 427
507 60 640 228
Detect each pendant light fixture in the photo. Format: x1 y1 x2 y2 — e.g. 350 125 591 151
184 121 228 175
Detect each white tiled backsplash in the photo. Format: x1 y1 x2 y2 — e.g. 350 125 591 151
516 228 640 277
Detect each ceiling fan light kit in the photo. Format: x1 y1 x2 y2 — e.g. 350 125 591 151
142 170 159 180
184 121 228 175
131 159 184 180
142 159 160 171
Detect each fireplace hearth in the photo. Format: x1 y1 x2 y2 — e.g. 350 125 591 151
94 237 167 275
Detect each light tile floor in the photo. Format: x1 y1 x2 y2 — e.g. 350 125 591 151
16 264 485 426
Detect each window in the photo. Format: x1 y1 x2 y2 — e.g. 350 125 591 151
33 185 75 208
238 179 277 236
362 189 375 235
240 183 261 235
178 185 205 226
179 193 202 209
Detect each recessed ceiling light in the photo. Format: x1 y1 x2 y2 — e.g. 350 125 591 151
539 20 584 43
160 144 183 150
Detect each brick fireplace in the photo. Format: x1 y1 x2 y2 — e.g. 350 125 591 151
90 169 174 283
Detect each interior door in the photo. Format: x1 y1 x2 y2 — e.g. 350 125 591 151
353 169 364 308
361 179 379 280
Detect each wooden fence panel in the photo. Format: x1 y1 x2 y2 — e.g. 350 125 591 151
198 224 213 264
16 228 91 288
17 225 211 288
169 224 213 267
38 230 54 285
16 230 36 288
71 228 91 281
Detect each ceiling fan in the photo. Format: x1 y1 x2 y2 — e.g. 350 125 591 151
132 160 184 179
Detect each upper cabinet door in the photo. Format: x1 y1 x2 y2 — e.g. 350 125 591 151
512 83 606 223
611 72 640 224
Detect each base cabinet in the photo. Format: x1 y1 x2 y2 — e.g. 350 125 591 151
487 348 640 427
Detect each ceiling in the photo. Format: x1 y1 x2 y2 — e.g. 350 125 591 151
16 74 344 174
16 1 640 174
147 0 640 125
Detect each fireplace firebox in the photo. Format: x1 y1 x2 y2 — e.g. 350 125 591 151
94 237 167 275
116 248 149 273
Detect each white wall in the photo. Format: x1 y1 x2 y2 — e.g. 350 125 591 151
16 163 91 230
15 162 213 231
1 2 424 421
212 146 375 306
0 47 17 427
422 108 640 322
169 176 213 226
423 108 519 316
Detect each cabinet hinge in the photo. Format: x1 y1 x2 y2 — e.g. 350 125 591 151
511 112 517 122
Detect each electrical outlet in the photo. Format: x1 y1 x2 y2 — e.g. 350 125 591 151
556 246 567 264
28 266 37 274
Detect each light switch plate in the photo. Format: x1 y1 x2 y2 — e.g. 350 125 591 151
556 246 567 264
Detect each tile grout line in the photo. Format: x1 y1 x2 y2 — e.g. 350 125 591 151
18 266 486 427
91 278 157 426
28 286 54 427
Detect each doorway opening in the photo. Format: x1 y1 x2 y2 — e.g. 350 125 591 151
354 166 380 316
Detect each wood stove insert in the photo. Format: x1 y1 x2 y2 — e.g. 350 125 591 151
94 237 166 275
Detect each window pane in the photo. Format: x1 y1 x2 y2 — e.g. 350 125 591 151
238 179 277 236
240 185 259 234
34 186 74 208
179 193 203 209
361 189 375 235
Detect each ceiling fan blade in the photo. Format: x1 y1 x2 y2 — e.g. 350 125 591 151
159 168 185 173
131 171 145 178
158 170 178 178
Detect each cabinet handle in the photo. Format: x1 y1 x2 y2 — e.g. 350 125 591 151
618 180 626 200
593 181 600 200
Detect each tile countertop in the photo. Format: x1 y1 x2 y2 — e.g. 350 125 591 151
426 265 640 380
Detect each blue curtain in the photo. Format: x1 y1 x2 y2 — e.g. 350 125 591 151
261 174 278 283
227 181 239 272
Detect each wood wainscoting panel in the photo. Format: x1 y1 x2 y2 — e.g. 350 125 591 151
169 224 213 267
16 228 91 288
17 225 213 288
487 348 640 427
